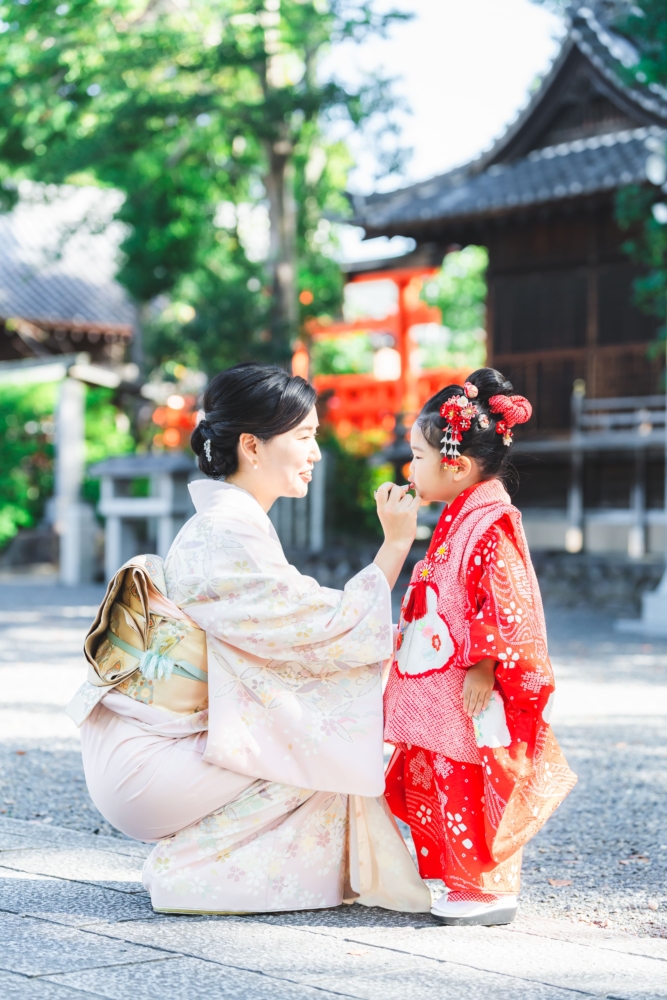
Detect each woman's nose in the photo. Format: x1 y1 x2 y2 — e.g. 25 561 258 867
311 439 322 463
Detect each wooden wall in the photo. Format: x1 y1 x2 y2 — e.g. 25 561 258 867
485 203 662 433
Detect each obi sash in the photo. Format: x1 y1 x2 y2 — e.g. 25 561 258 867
67 554 208 726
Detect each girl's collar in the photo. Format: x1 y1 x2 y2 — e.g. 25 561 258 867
428 482 483 550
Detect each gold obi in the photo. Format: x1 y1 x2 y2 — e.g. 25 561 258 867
84 555 208 716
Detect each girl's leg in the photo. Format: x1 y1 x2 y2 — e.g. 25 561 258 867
386 745 521 923
430 754 520 924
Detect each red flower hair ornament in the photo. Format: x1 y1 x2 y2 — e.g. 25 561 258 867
439 394 478 468
489 394 532 446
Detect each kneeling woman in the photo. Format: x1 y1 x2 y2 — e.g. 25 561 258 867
68 363 430 915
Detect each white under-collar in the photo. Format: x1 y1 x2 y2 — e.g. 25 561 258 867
188 479 274 532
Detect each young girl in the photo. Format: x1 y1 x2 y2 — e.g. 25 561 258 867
384 367 577 926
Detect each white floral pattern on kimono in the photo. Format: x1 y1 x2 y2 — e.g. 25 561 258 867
165 480 393 795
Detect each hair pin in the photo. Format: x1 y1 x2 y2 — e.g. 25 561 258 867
203 439 212 461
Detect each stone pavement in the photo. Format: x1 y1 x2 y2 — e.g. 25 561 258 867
0 581 666 999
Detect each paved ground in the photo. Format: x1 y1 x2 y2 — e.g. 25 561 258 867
0 580 666 998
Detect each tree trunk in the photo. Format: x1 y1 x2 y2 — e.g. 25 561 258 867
265 137 298 367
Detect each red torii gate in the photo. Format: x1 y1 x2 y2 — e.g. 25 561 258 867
293 266 468 435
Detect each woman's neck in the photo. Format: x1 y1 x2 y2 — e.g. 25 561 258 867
225 472 276 513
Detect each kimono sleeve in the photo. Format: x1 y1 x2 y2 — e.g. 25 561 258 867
180 514 393 672
466 521 554 716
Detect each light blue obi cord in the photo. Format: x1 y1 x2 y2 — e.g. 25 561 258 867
105 631 208 683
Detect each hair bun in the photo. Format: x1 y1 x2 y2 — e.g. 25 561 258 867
465 367 514 403
489 394 532 427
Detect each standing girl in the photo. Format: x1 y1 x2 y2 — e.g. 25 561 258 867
384 367 576 926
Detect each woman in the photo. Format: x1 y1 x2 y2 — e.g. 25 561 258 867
67 363 430 915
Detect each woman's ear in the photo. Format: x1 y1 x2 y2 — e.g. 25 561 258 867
237 433 259 468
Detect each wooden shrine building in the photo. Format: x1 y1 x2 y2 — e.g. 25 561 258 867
352 4 667 557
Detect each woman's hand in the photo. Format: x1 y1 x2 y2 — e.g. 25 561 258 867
462 658 496 717
375 482 420 549
373 482 420 589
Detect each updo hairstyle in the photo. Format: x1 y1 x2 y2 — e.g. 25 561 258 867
191 362 317 479
417 367 529 479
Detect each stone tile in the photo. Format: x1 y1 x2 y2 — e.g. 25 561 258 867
0 818 150 859
0 970 100 1000
305 963 577 1000
48 956 346 1000
0 870 156 926
0 912 170 977
84 916 421 979
339 923 667 999
0 848 145 893
510 914 667 961
257 904 432 934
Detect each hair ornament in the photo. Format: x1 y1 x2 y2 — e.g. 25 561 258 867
488 394 532 427
495 420 513 446
439 394 478 468
463 381 478 399
478 413 490 430
203 438 212 461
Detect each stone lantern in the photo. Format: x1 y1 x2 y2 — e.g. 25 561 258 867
89 452 202 582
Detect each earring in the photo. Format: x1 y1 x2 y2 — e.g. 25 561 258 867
253 461 258 470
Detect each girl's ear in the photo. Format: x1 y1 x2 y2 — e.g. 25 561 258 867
452 455 473 480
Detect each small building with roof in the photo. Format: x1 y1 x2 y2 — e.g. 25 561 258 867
0 184 136 365
352 4 667 558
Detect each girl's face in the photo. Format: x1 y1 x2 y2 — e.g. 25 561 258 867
409 421 482 506
254 405 321 499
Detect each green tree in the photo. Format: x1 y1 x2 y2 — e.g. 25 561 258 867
0 0 409 368
0 382 133 550
611 1 667 339
0 382 56 548
420 245 488 370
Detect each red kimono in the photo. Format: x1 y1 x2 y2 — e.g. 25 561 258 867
384 478 576 900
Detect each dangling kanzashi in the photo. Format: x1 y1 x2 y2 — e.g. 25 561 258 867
439 395 479 468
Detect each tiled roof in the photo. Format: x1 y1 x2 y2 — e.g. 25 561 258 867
0 184 137 330
353 5 667 238
354 127 665 234
570 7 667 122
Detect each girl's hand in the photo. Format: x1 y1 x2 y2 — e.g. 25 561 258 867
375 482 420 550
462 658 496 717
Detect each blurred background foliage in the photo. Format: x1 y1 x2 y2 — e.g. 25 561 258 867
0 383 134 551
0 0 410 367
311 332 374 375
0 383 56 548
319 428 392 539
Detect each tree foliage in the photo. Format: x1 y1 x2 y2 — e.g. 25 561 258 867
0 0 410 367
0 382 133 550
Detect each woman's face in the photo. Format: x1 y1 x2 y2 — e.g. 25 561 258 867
255 405 321 499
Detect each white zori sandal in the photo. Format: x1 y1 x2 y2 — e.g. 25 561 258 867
430 892 518 926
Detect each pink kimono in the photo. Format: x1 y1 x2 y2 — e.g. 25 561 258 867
68 480 429 915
